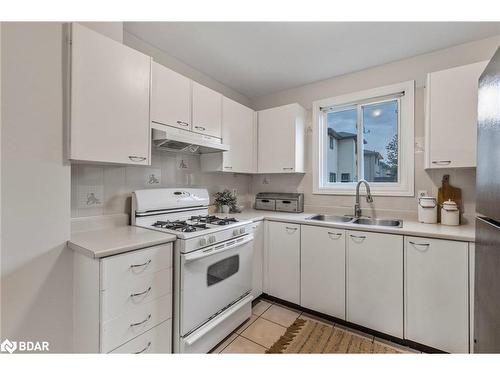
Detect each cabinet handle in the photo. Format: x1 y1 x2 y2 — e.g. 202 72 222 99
176 121 189 127
224 166 233 169
130 314 152 327
129 156 147 162
195 126 206 131
282 167 294 171
285 226 298 231
130 286 152 298
409 241 430 250
350 234 366 240
432 160 451 165
328 232 343 239
134 341 151 354
130 259 152 269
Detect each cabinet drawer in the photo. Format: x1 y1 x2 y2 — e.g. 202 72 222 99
101 293 172 353
255 199 275 211
101 268 172 322
100 244 172 290
109 319 172 354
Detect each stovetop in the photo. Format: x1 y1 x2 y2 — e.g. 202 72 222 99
151 215 239 233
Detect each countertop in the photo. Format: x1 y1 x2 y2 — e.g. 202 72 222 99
224 209 475 242
68 226 177 259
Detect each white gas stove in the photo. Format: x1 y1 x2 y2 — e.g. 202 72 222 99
131 188 254 353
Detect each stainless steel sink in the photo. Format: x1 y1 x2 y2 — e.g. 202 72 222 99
306 214 355 223
353 218 403 227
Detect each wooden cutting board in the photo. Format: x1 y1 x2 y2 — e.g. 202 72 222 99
437 174 462 222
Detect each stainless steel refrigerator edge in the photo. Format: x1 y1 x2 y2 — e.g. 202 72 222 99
474 45 500 353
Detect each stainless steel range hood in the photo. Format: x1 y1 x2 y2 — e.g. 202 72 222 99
151 123 229 154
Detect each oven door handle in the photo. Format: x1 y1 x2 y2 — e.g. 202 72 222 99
183 235 254 263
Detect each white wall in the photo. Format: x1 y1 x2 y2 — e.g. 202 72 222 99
250 35 500 219
124 31 252 108
1 23 72 352
79 22 123 43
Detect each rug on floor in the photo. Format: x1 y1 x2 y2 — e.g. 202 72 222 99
266 318 407 354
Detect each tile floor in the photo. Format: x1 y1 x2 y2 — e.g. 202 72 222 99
211 298 420 354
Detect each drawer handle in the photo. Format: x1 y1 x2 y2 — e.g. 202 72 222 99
130 286 152 298
286 227 298 232
130 259 152 269
282 201 291 204
224 166 233 169
134 341 151 354
409 241 430 250
129 156 147 162
328 232 342 239
350 234 366 240
282 167 294 170
261 199 270 203
176 121 189 127
195 126 206 131
130 314 152 328
432 160 451 165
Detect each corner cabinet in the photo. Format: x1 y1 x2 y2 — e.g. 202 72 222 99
346 230 404 338
69 23 151 165
257 103 306 173
201 97 257 173
151 61 191 131
425 61 488 169
301 225 346 319
264 221 300 304
405 236 469 353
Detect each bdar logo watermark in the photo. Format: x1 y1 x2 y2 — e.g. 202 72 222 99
1 339 49 353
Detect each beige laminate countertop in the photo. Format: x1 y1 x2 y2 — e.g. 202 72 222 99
224 209 475 242
68 226 177 259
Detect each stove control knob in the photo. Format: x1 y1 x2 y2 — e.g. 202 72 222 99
233 229 240 236
208 235 216 244
239 227 246 235
199 237 207 247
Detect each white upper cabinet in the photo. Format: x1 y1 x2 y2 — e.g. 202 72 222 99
258 103 306 173
192 81 222 138
151 62 191 130
201 97 256 173
301 225 346 319
425 61 489 169
405 237 469 353
346 230 404 338
70 23 151 165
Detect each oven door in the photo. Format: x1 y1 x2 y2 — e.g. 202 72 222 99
180 234 254 336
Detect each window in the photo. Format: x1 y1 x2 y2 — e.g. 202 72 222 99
313 81 414 196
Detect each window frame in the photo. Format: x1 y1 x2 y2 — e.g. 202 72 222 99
312 80 415 196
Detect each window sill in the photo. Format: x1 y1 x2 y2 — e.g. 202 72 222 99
313 185 414 197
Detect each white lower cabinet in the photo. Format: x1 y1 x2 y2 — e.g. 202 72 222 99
300 225 345 319
251 221 264 299
265 221 300 304
73 243 173 353
405 236 469 353
346 230 404 338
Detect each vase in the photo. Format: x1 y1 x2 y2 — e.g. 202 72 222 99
221 205 230 214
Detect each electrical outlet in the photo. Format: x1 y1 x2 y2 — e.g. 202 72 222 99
263 176 270 185
232 189 237 197
417 190 428 198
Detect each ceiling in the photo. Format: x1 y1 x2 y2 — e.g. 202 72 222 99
124 22 500 98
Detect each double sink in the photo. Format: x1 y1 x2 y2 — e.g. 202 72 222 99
307 214 403 228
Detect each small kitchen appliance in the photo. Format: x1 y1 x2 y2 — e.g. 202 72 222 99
255 192 304 213
132 188 254 353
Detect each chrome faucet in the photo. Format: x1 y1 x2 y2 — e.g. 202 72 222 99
354 179 374 218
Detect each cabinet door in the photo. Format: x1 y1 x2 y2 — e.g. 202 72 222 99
347 230 403 338
221 97 255 173
151 62 191 130
301 225 345 319
426 61 488 168
258 104 296 173
405 237 469 353
266 221 300 304
192 81 222 138
251 221 264 299
70 23 151 165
